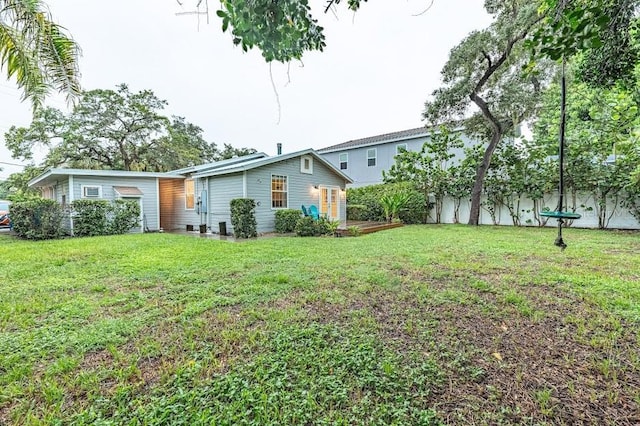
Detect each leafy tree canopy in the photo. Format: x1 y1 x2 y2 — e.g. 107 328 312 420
5 84 256 172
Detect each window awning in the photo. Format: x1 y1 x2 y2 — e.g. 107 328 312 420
113 186 144 197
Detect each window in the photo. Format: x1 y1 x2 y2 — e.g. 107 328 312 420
367 148 377 167
271 175 288 208
339 153 348 170
396 143 408 154
82 185 101 198
185 179 195 210
300 155 313 174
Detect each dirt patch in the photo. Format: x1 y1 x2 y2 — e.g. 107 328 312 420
298 272 640 424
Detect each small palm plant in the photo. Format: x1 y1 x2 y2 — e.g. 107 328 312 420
380 192 410 223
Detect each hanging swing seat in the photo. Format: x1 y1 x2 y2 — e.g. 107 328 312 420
540 211 581 220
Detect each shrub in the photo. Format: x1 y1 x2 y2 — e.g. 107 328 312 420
275 209 302 233
294 216 317 237
347 225 362 237
10 199 65 240
346 204 368 221
295 216 339 237
72 199 110 237
230 198 257 238
109 199 141 234
347 182 429 224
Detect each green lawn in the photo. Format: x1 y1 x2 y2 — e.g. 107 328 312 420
0 225 639 425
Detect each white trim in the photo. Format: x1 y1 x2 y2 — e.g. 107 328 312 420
81 184 102 198
339 153 348 170
156 178 160 231
184 178 195 210
318 185 341 220
300 155 313 174
68 175 74 234
242 171 247 197
206 177 210 230
270 174 289 209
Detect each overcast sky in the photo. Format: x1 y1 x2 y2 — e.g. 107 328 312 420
0 0 493 179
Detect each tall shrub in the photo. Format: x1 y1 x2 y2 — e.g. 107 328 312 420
230 198 257 238
10 199 65 240
72 199 110 237
109 199 141 234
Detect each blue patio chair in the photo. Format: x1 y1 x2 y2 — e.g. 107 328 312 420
308 205 320 220
301 205 310 217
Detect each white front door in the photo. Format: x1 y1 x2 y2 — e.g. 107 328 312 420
319 186 340 220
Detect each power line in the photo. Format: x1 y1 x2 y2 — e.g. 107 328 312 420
0 161 27 167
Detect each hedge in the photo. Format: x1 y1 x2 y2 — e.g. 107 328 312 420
72 199 141 237
275 209 302 233
10 199 65 240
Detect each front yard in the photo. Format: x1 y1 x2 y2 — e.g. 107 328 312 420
0 226 639 424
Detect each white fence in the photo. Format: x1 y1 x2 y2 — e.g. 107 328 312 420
435 192 640 229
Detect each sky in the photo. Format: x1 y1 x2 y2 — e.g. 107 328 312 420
0 0 494 179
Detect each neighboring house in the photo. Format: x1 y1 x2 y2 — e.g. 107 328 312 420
318 126 479 188
28 149 352 235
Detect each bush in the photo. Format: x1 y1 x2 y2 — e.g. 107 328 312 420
230 198 257 238
346 204 368 221
295 216 339 237
294 216 317 237
10 199 65 240
347 182 430 224
72 199 141 237
275 209 302 233
109 199 141 234
72 199 110 237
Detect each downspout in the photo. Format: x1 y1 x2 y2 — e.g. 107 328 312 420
156 178 160 232
68 175 74 235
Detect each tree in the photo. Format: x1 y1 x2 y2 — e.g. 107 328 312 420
0 165 44 201
384 126 463 223
533 69 640 228
5 84 255 172
0 0 81 109
528 0 639 87
424 1 551 226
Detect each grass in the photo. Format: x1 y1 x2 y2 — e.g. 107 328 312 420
0 225 639 425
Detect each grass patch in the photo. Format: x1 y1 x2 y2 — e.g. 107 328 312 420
1 225 639 424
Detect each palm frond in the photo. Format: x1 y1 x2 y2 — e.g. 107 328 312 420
0 0 81 110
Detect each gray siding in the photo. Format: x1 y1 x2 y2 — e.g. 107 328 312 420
320 133 476 188
207 173 243 234
70 176 160 231
247 156 347 233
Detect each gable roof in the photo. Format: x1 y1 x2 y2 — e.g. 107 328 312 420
317 126 431 153
192 149 353 183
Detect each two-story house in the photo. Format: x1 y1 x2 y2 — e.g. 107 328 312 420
317 126 478 188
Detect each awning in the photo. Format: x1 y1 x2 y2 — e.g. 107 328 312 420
113 186 144 197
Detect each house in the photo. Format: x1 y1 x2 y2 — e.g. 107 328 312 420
318 126 479 187
28 149 352 235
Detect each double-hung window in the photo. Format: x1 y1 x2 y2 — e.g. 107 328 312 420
271 175 288 208
396 143 408 154
367 148 377 167
339 153 348 170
